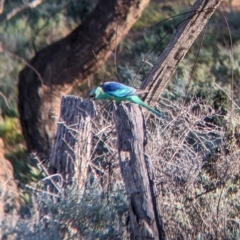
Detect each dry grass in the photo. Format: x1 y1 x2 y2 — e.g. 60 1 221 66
147 99 240 239
1 99 240 239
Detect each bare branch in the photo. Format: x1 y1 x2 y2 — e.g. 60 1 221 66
0 91 10 109
141 0 223 109
0 41 44 85
0 0 5 14
1 0 44 22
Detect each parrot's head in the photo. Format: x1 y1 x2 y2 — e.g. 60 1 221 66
89 86 104 100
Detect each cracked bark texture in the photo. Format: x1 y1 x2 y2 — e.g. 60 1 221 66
48 96 95 192
114 103 166 240
18 0 150 158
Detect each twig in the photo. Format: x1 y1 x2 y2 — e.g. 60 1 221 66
0 42 44 85
214 82 240 111
0 91 10 109
3 0 44 22
0 0 5 14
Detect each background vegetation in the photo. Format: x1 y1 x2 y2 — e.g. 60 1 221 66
1 0 240 239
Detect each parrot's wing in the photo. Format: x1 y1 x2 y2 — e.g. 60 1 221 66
101 81 136 97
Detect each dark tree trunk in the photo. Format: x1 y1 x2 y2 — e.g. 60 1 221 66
18 0 150 158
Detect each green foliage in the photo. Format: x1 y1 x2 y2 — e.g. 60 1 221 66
132 2 168 31
5 149 41 184
3 173 129 239
117 64 142 87
0 117 23 145
0 117 42 184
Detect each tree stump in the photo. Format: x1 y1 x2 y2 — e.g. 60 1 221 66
48 96 95 192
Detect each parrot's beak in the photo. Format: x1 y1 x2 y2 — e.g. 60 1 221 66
89 89 96 99
89 94 95 99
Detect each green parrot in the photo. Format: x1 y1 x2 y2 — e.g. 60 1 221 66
89 81 167 120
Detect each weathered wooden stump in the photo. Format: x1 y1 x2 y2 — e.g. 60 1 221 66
47 96 166 239
114 103 166 240
48 96 96 192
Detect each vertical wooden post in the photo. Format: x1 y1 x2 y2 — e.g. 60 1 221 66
114 103 165 240
49 96 95 192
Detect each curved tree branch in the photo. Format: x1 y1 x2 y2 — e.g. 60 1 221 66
18 0 150 157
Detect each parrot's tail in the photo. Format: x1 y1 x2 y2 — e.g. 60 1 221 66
127 95 168 120
140 100 168 120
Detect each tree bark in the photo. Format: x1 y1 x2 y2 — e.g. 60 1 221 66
18 0 150 158
48 96 95 192
114 103 166 240
141 0 223 109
